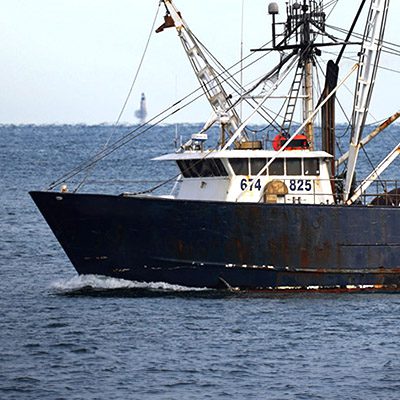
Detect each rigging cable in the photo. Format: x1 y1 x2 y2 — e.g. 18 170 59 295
47 38 275 190
326 24 400 59
73 0 162 192
191 30 284 131
240 0 245 120
361 143 387 192
112 1 162 139
74 38 294 194
50 2 399 193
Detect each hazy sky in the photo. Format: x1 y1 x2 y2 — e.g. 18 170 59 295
1 0 399 125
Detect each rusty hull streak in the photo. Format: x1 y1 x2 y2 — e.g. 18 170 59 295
234 238 247 263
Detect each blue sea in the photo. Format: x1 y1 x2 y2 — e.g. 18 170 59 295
1 123 400 399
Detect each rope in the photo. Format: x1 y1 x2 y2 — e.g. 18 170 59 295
73 1 162 192
112 1 162 133
191 30 281 130
48 2 400 194
47 37 275 190
326 23 400 59
361 144 386 192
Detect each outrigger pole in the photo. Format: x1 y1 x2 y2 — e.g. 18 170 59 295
337 111 400 167
343 0 390 202
347 141 400 205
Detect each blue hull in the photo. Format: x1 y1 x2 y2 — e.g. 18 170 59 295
30 191 400 290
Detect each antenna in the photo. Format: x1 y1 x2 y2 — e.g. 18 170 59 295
268 2 279 48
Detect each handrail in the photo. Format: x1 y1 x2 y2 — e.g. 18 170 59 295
257 177 400 206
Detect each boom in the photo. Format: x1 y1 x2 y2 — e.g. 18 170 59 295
156 0 247 143
343 0 390 201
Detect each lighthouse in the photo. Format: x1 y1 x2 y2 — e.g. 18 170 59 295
135 93 147 124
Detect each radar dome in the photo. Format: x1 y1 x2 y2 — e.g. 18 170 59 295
268 2 279 15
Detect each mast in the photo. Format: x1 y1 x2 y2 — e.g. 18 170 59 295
300 1 315 150
304 58 314 149
267 1 327 149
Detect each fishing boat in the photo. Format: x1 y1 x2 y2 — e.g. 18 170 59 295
31 0 400 291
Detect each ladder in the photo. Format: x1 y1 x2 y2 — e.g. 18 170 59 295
280 60 303 137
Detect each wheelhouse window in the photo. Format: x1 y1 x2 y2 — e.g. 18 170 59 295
177 159 228 178
269 158 284 175
212 159 229 176
230 158 249 175
177 160 192 178
250 158 267 175
286 158 302 175
304 158 320 176
192 159 212 177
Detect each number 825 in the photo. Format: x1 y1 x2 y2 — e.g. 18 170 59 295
289 179 312 192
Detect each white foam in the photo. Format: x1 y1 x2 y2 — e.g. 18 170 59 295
50 274 210 292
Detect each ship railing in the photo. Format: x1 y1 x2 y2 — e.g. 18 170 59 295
80 179 174 197
348 178 400 206
263 178 400 206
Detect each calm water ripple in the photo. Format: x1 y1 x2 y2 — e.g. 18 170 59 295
1 124 400 399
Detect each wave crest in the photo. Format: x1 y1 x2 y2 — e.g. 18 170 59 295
50 274 209 293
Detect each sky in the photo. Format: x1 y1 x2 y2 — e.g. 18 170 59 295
1 0 400 125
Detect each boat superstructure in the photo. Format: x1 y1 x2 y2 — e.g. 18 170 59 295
154 150 335 205
30 0 400 291
150 0 397 208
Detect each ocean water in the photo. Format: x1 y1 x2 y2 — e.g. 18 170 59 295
1 123 400 399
